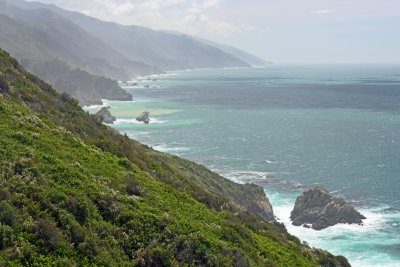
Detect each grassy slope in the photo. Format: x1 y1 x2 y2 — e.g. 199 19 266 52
0 49 349 266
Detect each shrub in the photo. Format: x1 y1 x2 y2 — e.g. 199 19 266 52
118 158 133 171
32 218 64 251
64 197 89 224
78 235 99 258
140 245 175 267
124 175 142 196
95 194 121 221
69 221 85 245
0 224 15 250
55 257 76 267
60 92 71 102
13 157 40 182
0 202 18 226
0 76 9 95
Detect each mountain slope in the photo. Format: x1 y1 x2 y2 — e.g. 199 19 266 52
194 37 273 66
0 49 349 266
9 0 252 70
0 0 160 80
0 12 132 105
0 0 161 105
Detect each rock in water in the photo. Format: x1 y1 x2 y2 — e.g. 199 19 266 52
136 111 150 124
95 107 116 124
290 187 366 230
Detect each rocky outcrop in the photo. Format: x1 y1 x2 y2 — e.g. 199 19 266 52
238 183 275 221
136 111 150 124
95 107 116 124
291 187 366 230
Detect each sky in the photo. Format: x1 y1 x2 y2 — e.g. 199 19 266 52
27 0 400 64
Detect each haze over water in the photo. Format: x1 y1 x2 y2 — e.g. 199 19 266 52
87 65 400 266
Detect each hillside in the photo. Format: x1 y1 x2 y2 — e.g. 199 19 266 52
0 0 159 105
0 0 162 80
0 49 350 266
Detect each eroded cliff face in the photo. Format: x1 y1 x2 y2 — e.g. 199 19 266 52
291 187 366 230
232 183 275 222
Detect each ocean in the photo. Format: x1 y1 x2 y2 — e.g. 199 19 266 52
85 65 400 266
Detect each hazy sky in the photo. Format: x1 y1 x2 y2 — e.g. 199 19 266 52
28 0 400 64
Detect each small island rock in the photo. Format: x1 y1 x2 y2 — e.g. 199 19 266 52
290 187 366 230
136 111 150 124
95 107 116 124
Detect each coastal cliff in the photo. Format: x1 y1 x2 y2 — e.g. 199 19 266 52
0 49 349 266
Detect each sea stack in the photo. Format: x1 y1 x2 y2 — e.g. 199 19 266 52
290 187 366 230
136 111 150 124
95 107 116 124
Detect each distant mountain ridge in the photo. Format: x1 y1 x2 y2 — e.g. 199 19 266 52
15 0 253 70
194 37 273 66
0 0 157 104
0 0 270 105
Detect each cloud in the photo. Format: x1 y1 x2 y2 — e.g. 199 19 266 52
313 9 336 15
202 0 221 8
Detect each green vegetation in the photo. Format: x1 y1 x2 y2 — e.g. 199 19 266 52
0 49 349 266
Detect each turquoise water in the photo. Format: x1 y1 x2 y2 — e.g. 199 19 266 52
86 65 400 266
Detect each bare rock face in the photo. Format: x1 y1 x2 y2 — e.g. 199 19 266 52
136 111 150 124
238 183 275 222
290 187 366 230
95 107 116 124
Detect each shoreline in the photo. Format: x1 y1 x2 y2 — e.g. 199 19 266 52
85 68 400 266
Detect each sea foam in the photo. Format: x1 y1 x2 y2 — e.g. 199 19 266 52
114 118 168 125
268 192 400 267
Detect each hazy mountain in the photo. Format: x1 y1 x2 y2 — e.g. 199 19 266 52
0 0 271 105
0 1 160 80
0 0 162 104
159 30 271 66
9 0 252 70
194 38 273 66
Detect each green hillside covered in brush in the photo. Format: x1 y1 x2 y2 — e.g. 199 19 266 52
0 49 349 266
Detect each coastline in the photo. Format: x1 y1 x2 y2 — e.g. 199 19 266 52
86 67 400 266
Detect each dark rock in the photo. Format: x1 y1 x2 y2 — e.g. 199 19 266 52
95 107 116 124
290 187 366 230
136 111 150 124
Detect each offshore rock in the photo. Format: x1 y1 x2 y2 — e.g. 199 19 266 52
136 111 150 124
291 187 366 230
95 107 116 124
